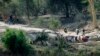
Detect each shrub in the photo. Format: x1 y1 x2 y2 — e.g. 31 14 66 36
77 49 90 56
92 47 100 56
36 30 48 42
48 17 61 30
35 30 48 45
33 17 48 28
2 28 32 55
33 17 61 30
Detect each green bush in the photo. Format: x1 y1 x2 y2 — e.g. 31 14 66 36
48 17 61 30
77 49 90 56
35 30 48 46
33 17 61 30
33 17 48 28
36 30 48 42
2 28 32 55
92 47 100 56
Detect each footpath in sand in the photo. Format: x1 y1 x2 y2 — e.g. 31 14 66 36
0 21 100 37
0 21 54 33
1 21 100 47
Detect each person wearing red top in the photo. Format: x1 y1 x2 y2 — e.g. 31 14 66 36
82 36 89 42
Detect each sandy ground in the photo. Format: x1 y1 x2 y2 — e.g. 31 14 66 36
0 21 53 33
0 21 85 36
0 21 100 37
1 21 100 49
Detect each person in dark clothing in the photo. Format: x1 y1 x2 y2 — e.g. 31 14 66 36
0 14 3 21
82 28 85 35
76 28 79 35
8 15 14 24
0 16 2 21
64 28 67 33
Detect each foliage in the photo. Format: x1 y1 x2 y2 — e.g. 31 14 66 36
0 0 11 14
0 0 90 25
35 30 48 42
48 17 61 30
53 37 67 56
19 0 35 15
92 47 100 56
33 0 48 16
34 17 61 29
76 49 90 56
48 0 88 17
33 17 48 28
2 28 32 55
94 0 100 11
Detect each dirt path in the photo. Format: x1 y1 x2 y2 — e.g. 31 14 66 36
0 21 82 36
0 21 99 37
0 21 54 33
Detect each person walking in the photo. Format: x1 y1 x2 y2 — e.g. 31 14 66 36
82 28 85 35
0 14 2 21
64 28 67 33
76 28 79 35
8 15 14 24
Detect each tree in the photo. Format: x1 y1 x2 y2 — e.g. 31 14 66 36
0 0 11 21
19 0 35 25
31 0 48 18
48 0 88 18
94 0 100 11
0 0 11 9
88 0 98 29
2 29 32 55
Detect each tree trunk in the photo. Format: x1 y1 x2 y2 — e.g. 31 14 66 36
65 5 69 18
26 0 31 25
65 5 70 23
88 0 98 29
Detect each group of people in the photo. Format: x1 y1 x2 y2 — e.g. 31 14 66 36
0 14 15 24
65 35 89 42
64 28 86 35
64 28 89 42
76 28 85 35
